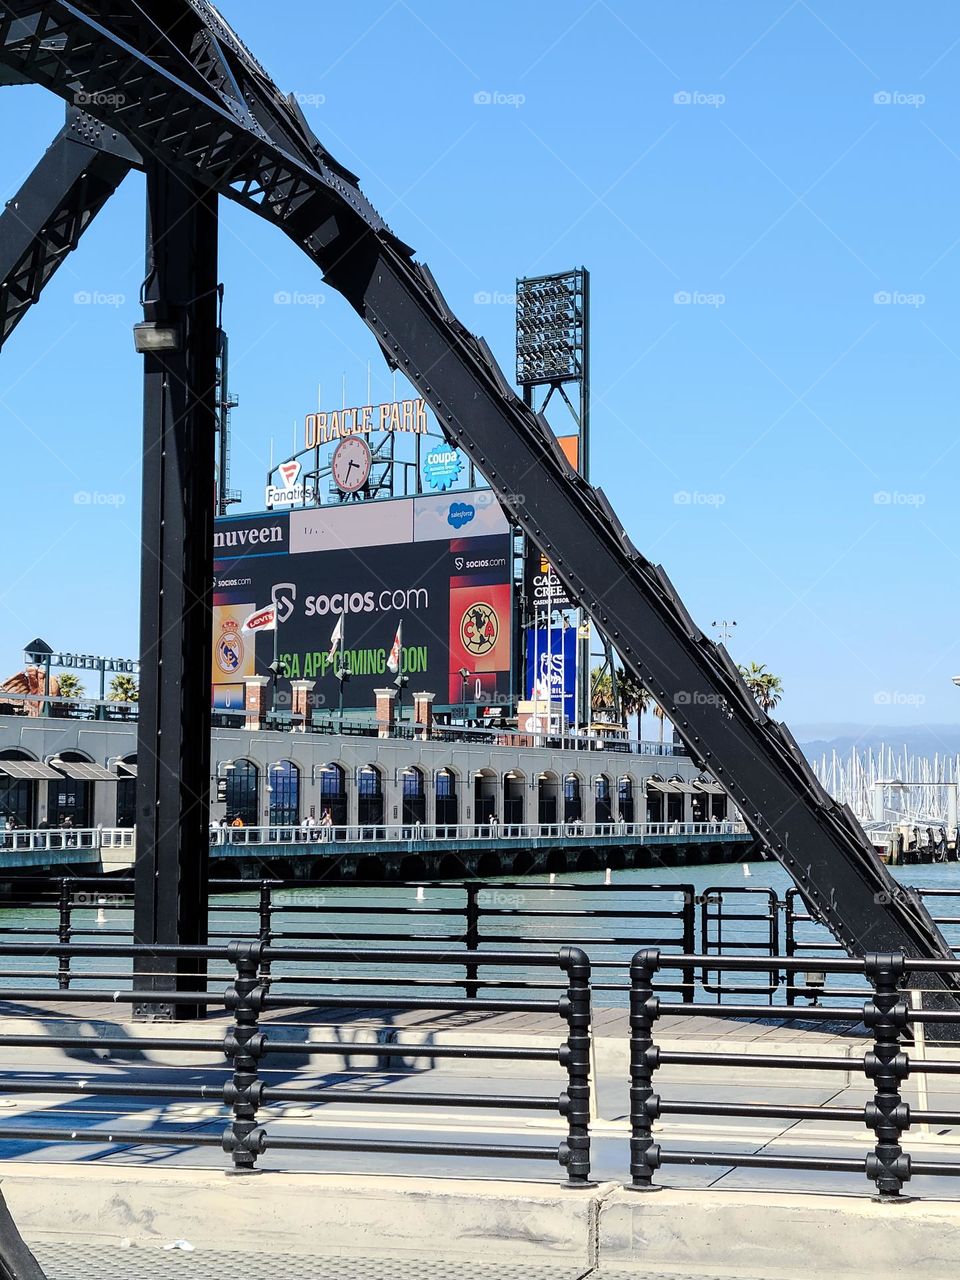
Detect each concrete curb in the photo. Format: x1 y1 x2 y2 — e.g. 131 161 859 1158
0 1165 615 1267
598 1185 960 1279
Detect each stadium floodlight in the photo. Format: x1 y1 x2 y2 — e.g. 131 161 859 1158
516 269 585 387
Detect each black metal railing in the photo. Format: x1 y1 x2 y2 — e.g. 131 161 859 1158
628 949 960 1200
0 876 695 1004
0 940 592 1184
7 874 960 1009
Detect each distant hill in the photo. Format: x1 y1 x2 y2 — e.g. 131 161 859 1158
792 723 960 760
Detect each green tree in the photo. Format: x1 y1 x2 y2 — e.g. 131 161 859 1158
738 661 784 713
109 674 139 703
56 673 85 699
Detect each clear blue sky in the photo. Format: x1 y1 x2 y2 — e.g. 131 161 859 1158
2 1 959 728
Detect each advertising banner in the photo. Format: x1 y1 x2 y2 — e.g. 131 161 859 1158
213 494 512 713
524 541 574 613
525 624 577 724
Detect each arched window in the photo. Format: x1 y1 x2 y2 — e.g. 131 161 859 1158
538 772 559 825
318 763 347 826
358 765 384 829
115 757 137 828
474 769 497 829
595 775 612 825
49 752 94 828
225 759 259 827
269 760 300 827
503 772 524 827
667 777 685 824
0 751 38 829
435 769 458 828
645 778 663 824
619 777 635 824
401 767 426 825
563 774 582 823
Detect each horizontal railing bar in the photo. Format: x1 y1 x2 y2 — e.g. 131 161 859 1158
659 1101 865 1121
658 1151 866 1172
262 1088 559 1109
0 1126 223 1147
261 1135 559 1160
262 995 560 1012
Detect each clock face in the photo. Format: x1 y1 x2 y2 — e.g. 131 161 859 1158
331 437 372 493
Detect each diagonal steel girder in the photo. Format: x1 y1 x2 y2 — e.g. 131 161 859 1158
0 107 138 347
0 0 957 995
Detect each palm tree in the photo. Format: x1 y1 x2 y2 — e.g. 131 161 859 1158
590 666 615 717
56 674 85 699
652 702 667 744
109 674 139 703
738 662 784 713
616 669 649 740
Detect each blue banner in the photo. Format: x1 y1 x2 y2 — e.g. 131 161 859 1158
525 625 576 723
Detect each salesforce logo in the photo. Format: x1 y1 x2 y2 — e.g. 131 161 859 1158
448 502 475 530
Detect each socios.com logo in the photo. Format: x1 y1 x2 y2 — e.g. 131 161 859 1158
305 587 429 617
448 502 475 529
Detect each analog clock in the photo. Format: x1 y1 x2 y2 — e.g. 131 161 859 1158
331 437 372 493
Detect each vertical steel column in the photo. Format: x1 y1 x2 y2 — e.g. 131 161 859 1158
133 165 218 1019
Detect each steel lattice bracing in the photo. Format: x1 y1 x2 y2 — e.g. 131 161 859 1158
0 0 957 997
0 108 137 347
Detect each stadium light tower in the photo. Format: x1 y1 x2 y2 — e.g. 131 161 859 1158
516 269 592 729
515 268 589 476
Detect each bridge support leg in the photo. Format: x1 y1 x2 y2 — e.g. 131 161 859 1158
132 164 218 1020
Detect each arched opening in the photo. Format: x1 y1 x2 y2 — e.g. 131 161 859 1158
399 854 426 880
667 777 685 824
358 765 384 832
595 774 612 826
401 767 426 827
503 771 524 832
115 755 137 828
691 782 708 823
619 777 635 824
435 768 458 832
478 851 501 877
538 771 559 825
0 751 39 830
359 854 387 880
563 774 582 825
439 853 466 879
318 763 347 826
268 760 300 828
645 778 664 824
473 769 497 832
49 751 94 828
224 759 259 828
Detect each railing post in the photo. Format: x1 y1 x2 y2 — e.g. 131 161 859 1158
628 947 662 1191
223 941 266 1173
680 886 695 1004
258 882 273 982
863 952 911 1201
464 883 480 1000
558 944 593 1186
57 880 71 991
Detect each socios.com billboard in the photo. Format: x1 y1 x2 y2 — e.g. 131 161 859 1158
212 491 512 713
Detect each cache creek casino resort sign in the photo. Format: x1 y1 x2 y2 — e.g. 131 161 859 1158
212 491 512 714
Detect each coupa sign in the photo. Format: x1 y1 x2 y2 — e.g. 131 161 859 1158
422 445 462 492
